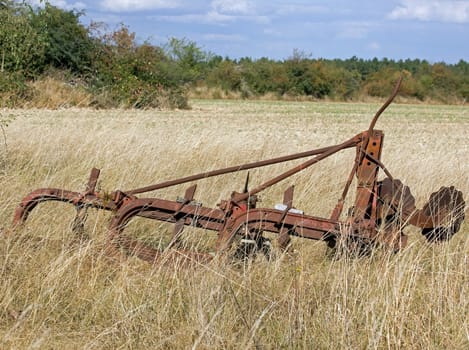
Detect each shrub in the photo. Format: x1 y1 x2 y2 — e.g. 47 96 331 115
0 72 31 107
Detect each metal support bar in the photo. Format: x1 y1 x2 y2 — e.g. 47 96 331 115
125 135 361 195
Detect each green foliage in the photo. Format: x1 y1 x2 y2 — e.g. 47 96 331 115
0 1 467 107
164 37 210 84
206 59 242 92
0 3 191 109
241 58 288 96
364 68 401 97
29 3 94 73
0 1 46 76
89 25 188 109
0 71 31 106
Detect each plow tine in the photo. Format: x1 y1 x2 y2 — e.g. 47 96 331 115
277 185 295 249
71 205 89 239
242 172 250 193
175 185 197 213
171 220 184 243
85 168 100 194
170 184 198 246
283 185 294 208
68 168 101 238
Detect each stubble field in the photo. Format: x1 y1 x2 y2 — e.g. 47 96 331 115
0 100 468 349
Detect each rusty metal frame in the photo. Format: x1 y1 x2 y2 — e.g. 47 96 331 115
12 77 465 264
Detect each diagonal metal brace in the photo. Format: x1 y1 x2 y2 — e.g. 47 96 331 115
171 184 198 245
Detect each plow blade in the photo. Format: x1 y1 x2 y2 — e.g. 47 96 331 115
410 186 465 242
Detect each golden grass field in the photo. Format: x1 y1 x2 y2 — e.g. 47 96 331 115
0 100 468 349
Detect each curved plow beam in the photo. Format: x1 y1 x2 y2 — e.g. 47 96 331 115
215 208 339 253
107 198 216 265
12 188 115 227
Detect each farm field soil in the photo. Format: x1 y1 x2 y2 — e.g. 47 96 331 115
0 100 468 349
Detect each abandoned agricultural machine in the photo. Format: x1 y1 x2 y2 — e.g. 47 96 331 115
13 78 466 263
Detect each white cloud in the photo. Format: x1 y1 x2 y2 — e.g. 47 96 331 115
263 28 282 36
207 0 271 23
55 0 86 10
388 0 469 23
153 11 269 25
24 0 86 11
152 12 235 24
211 0 254 15
336 22 371 39
337 26 368 39
100 0 180 12
275 4 329 16
151 0 269 26
203 33 245 41
147 0 268 25
368 42 380 50
206 10 237 23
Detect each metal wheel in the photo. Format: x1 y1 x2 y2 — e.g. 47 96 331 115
419 186 465 242
377 178 416 250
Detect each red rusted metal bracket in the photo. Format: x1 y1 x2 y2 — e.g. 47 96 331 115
12 78 466 264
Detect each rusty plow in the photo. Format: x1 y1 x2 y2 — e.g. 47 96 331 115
12 78 466 264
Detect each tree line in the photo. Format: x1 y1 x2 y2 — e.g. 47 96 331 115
1 1 467 108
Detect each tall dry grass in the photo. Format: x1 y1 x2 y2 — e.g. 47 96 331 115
0 101 468 349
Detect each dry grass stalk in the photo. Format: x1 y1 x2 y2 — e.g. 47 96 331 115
0 100 467 348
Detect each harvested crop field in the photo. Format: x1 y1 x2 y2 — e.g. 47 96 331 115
0 100 468 349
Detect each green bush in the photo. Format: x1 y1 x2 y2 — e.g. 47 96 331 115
89 25 189 109
0 1 468 107
206 60 242 92
0 1 46 76
0 72 31 107
29 4 94 74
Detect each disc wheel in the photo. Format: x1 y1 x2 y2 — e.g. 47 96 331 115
420 186 465 242
376 178 416 250
378 178 416 221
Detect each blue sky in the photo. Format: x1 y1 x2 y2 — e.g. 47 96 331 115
27 0 468 63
